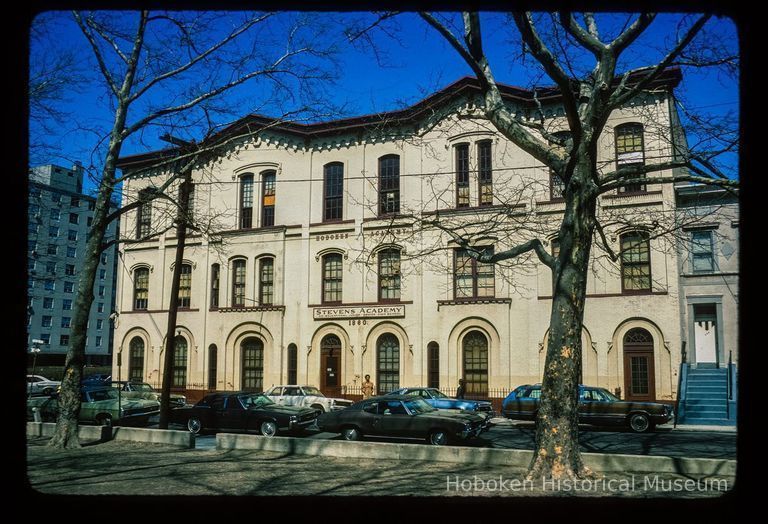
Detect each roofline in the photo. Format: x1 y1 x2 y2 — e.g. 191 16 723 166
116 68 683 170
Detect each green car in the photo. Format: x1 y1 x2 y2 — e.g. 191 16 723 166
115 381 187 407
27 386 160 427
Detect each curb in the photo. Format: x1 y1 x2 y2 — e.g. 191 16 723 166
215 433 736 477
28 422 195 448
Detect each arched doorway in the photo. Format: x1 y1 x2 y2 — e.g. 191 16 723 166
320 335 342 397
623 328 655 401
376 333 400 395
128 336 144 382
463 330 489 396
241 337 264 392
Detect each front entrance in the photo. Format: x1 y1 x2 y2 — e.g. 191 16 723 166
694 304 718 365
320 335 342 398
622 328 656 402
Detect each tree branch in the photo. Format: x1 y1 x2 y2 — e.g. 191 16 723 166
559 12 606 55
609 14 710 108
86 17 130 65
486 238 556 269
129 13 273 103
72 11 119 98
593 220 618 262
607 13 656 54
418 12 487 82
513 12 582 137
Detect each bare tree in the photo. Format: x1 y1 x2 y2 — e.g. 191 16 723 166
377 12 740 479
42 10 339 449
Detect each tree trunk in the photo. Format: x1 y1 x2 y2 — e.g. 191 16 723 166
48 144 122 449
158 171 191 429
526 159 598 480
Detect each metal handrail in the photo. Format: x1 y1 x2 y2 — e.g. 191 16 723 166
674 341 687 428
727 350 733 401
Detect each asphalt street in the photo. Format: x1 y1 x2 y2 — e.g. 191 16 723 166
159 420 736 459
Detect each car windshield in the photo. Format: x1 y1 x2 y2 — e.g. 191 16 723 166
302 387 323 397
596 388 619 401
429 389 448 398
130 383 154 392
240 394 275 408
86 389 118 402
403 398 436 414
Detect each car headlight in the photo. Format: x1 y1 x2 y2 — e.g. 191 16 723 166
290 415 297 422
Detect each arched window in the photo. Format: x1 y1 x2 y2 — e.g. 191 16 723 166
427 341 440 388
261 170 276 227
324 162 344 222
239 174 254 228
378 248 401 301
178 264 192 308
615 123 646 193
455 143 470 208
378 155 400 215
133 267 149 310
128 336 144 382
322 253 342 304
242 337 264 392
463 330 488 396
377 333 400 394
136 188 153 239
173 336 187 388
258 257 274 305
287 343 298 384
620 232 651 292
477 140 493 206
210 264 220 309
232 259 247 307
208 344 217 390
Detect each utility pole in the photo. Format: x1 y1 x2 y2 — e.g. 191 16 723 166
158 135 194 429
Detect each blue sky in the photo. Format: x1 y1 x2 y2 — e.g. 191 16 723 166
29 11 738 193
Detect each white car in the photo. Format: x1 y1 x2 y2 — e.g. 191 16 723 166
264 385 353 413
27 375 61 396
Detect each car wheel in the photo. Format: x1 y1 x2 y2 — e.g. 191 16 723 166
187 417 202 435
629 413 651 433
341 426 361 441
96 414 113 427
428 429 449 446
311 404 326 413
260 420 278 437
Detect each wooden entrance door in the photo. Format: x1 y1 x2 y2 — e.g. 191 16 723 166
320 335 342 398
623 328 655 401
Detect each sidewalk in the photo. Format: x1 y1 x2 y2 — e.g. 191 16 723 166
26 437 735 498
490 417 737 433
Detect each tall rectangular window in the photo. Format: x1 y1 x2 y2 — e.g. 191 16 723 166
65 264 75 276
133 268 149 310
455 143 470 207
136 188 153 238
378 249 401 301
262 171 276 227
616 123 646 193
60 335 69 346
379 155 400 215
50 208 60 221
240 175 253 228
454 247 495 299
427 342 440 389
691 230 715 273
48 226 59 238
621 232 651 292
42 316 52 328
324 163 344 221
68 230 78 241
62 299 72 310
67 246 77 257
44 298 54 309
64 281 74 293
232 259 246 307
69 213 79 224
478 140 493 206
322 254 343 304
259 258 274 305
61 317 71 328
178 264 192 308
210 264 220 309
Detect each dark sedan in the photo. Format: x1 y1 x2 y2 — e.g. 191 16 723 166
502 384 673 433
171 392 319 437
317 395 487 445
389 387 495 428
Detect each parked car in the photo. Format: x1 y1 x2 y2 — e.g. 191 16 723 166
27 386 160 426
264 385 353 413
27 375 60 396
501 384 674 433
81 374 112 385
317 395 488 446
389 387 495 429
113 380 187 407
171 391 320 436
